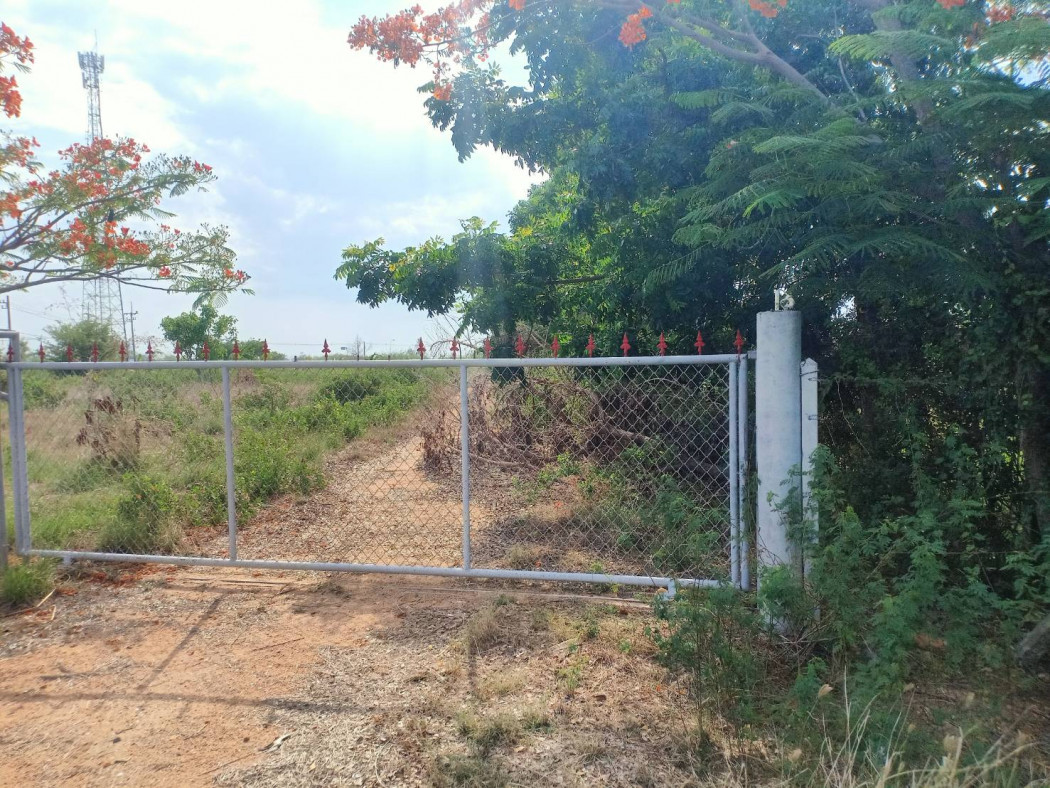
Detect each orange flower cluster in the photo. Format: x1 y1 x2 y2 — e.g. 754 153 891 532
987 3 1015 22
936 0 965 8
432 81 453 100
619 6 652 48
0 23 33 118
508 0 525 9
749 0 787 18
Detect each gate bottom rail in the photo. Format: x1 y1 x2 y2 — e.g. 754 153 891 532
28 548 724 590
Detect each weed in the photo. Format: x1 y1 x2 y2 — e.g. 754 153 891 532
556 656 587 694
461 599 540 654
97 472 181 554
1 560 54 606
75 396 141 470
477 670 527 700
455 710 521 754
429 754 509 788
506 543 544 570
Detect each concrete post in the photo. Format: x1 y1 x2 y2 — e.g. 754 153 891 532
756 311 802 583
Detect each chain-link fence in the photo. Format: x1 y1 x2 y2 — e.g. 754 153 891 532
8 355 749 589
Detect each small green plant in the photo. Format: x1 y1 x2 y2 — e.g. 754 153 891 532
1 560 55 606
651 586 763 734
429 754 509 788
455 710 522 754
556 656 587 694
98 472 181 554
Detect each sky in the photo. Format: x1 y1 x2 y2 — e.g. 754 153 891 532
2 0 541 357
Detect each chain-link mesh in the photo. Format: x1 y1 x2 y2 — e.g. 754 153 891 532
16 361 733 582
456 364 732 581
20 367 227 557
229 366 460 566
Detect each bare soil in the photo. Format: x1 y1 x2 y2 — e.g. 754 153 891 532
1 413 701 787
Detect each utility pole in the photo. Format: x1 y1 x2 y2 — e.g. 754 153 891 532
124 303 138 360
1 296 10 330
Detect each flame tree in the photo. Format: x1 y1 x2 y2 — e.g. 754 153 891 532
0 23 249 300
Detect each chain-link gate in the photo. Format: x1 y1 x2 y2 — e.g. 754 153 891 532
4 353 752 591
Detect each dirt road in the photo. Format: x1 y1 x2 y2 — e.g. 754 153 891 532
1 421 694 787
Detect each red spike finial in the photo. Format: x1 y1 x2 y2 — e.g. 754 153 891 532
322 339 331 360
734 330 745 356
658 332 668 356
450 338 459 359
6 343 14 363
119 341 127 362
232 339 240 360
417 338 426 360
91 343 99 363
38 343 45 363
146 342 155 362
202 341 209 361
483 337 492 358
620 333 631 357
551 335 560 358
174 341 182 361
515 334 526 357
586 334 596 357
262 339 270 361
66 344 74 362
694 331 705 355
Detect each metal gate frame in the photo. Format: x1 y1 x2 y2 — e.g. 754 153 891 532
5 351 754 593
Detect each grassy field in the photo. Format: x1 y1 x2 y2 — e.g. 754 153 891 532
4 365 445 558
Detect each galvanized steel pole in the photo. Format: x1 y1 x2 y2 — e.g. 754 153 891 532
728 361 739 588
738 355 750 590
459 364 471 569
222 367 238 561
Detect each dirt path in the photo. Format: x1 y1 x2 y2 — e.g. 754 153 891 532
1 412 699 787
0 570 697 787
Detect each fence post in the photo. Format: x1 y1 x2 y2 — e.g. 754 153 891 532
800 358 819 581
738 354 750 590
459 364 471 569
728 361 740 588
222 366 238 562
755 310 802 586
3 333 31 560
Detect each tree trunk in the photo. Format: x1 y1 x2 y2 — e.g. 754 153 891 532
1019 363 1050 542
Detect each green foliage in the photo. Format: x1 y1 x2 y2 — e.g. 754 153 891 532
22 371 71 409
45 318 121 362
235 338 285 361
0 560 54 606
100 472 181 554
652 585 763 732
159 304 236 359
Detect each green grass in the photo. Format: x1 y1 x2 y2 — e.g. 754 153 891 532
32 490 122 549
1 559 54 606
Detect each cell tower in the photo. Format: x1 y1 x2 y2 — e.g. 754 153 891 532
77 43 128 340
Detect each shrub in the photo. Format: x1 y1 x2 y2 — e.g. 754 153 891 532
99 472 181 554
22 372 69 409
75 396 141 470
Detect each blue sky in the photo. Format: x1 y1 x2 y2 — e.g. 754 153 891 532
3 0 540 356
